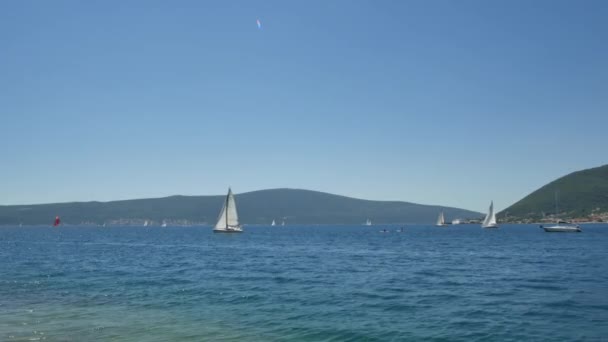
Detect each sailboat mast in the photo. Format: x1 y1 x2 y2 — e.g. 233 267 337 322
555 190 559 218
225 190 230 229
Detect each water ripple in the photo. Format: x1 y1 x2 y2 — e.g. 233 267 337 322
1 224 608 340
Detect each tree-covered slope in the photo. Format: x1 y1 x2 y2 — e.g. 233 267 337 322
501 164 608 218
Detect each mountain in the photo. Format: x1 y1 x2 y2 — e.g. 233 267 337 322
501 164 608 219
0 188 481 225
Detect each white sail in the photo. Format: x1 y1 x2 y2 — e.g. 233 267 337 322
226 190 239 226
215 204 227 230
214 188 242 232
436 211 445 226
482 201 497 228
365 219 372 226
271 219 276 226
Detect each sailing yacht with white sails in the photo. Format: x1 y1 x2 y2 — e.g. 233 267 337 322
365 218 372 226
481 201 498 228
436 211 448 226
271 219 276 226
213 188 243 233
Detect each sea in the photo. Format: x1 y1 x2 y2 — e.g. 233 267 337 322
1 224 607 341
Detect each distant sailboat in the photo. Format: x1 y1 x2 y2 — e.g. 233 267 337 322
53 216 61 227
451 219 461 225
542 191 581 232
143 220 149 227
213 188 243 233
365 218 372 226
271 219 276 226
161 221 167 228
436 211 448 227
281 220 285 226
481 201 498 228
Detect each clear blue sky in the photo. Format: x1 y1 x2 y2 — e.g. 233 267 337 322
1 0 607 212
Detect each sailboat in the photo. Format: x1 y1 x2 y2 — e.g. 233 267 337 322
365 218 372 226
281 220 285 226
53 216 61 227
542 191 582 232
161 220 167 228
271 219 276 226
143 220 149 227
436 211 448 227
481 201 498 228
213 188 243 233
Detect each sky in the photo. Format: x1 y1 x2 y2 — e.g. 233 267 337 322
1 0 607 212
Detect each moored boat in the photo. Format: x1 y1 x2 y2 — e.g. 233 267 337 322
541 224 582 232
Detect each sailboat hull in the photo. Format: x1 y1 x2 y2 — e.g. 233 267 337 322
213 229 243 233
482 224 499 229
542 225 581 233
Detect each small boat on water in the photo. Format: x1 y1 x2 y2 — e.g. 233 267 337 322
53 216 61 227
213 188 243 233
271 219 276 226
541 224 582 232
436 211 448 227
161 221 167 228
451 219 461 225
365 218 372 226
143 220 149 227
481 201 498 228
542 191 582 232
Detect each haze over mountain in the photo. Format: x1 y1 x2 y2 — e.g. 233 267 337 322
0 189 481 226
501 164 608 219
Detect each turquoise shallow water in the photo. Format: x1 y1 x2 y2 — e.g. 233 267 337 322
1 224 608 341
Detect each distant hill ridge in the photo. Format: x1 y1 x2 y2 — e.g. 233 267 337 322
501 164 608 219
0 188 481 225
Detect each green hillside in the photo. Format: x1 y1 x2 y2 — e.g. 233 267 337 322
501 164 608 219
0 188 481 225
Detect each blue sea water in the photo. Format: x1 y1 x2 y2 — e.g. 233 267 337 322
1 224 608 341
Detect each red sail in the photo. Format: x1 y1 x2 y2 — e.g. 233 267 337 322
53 216 61 227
